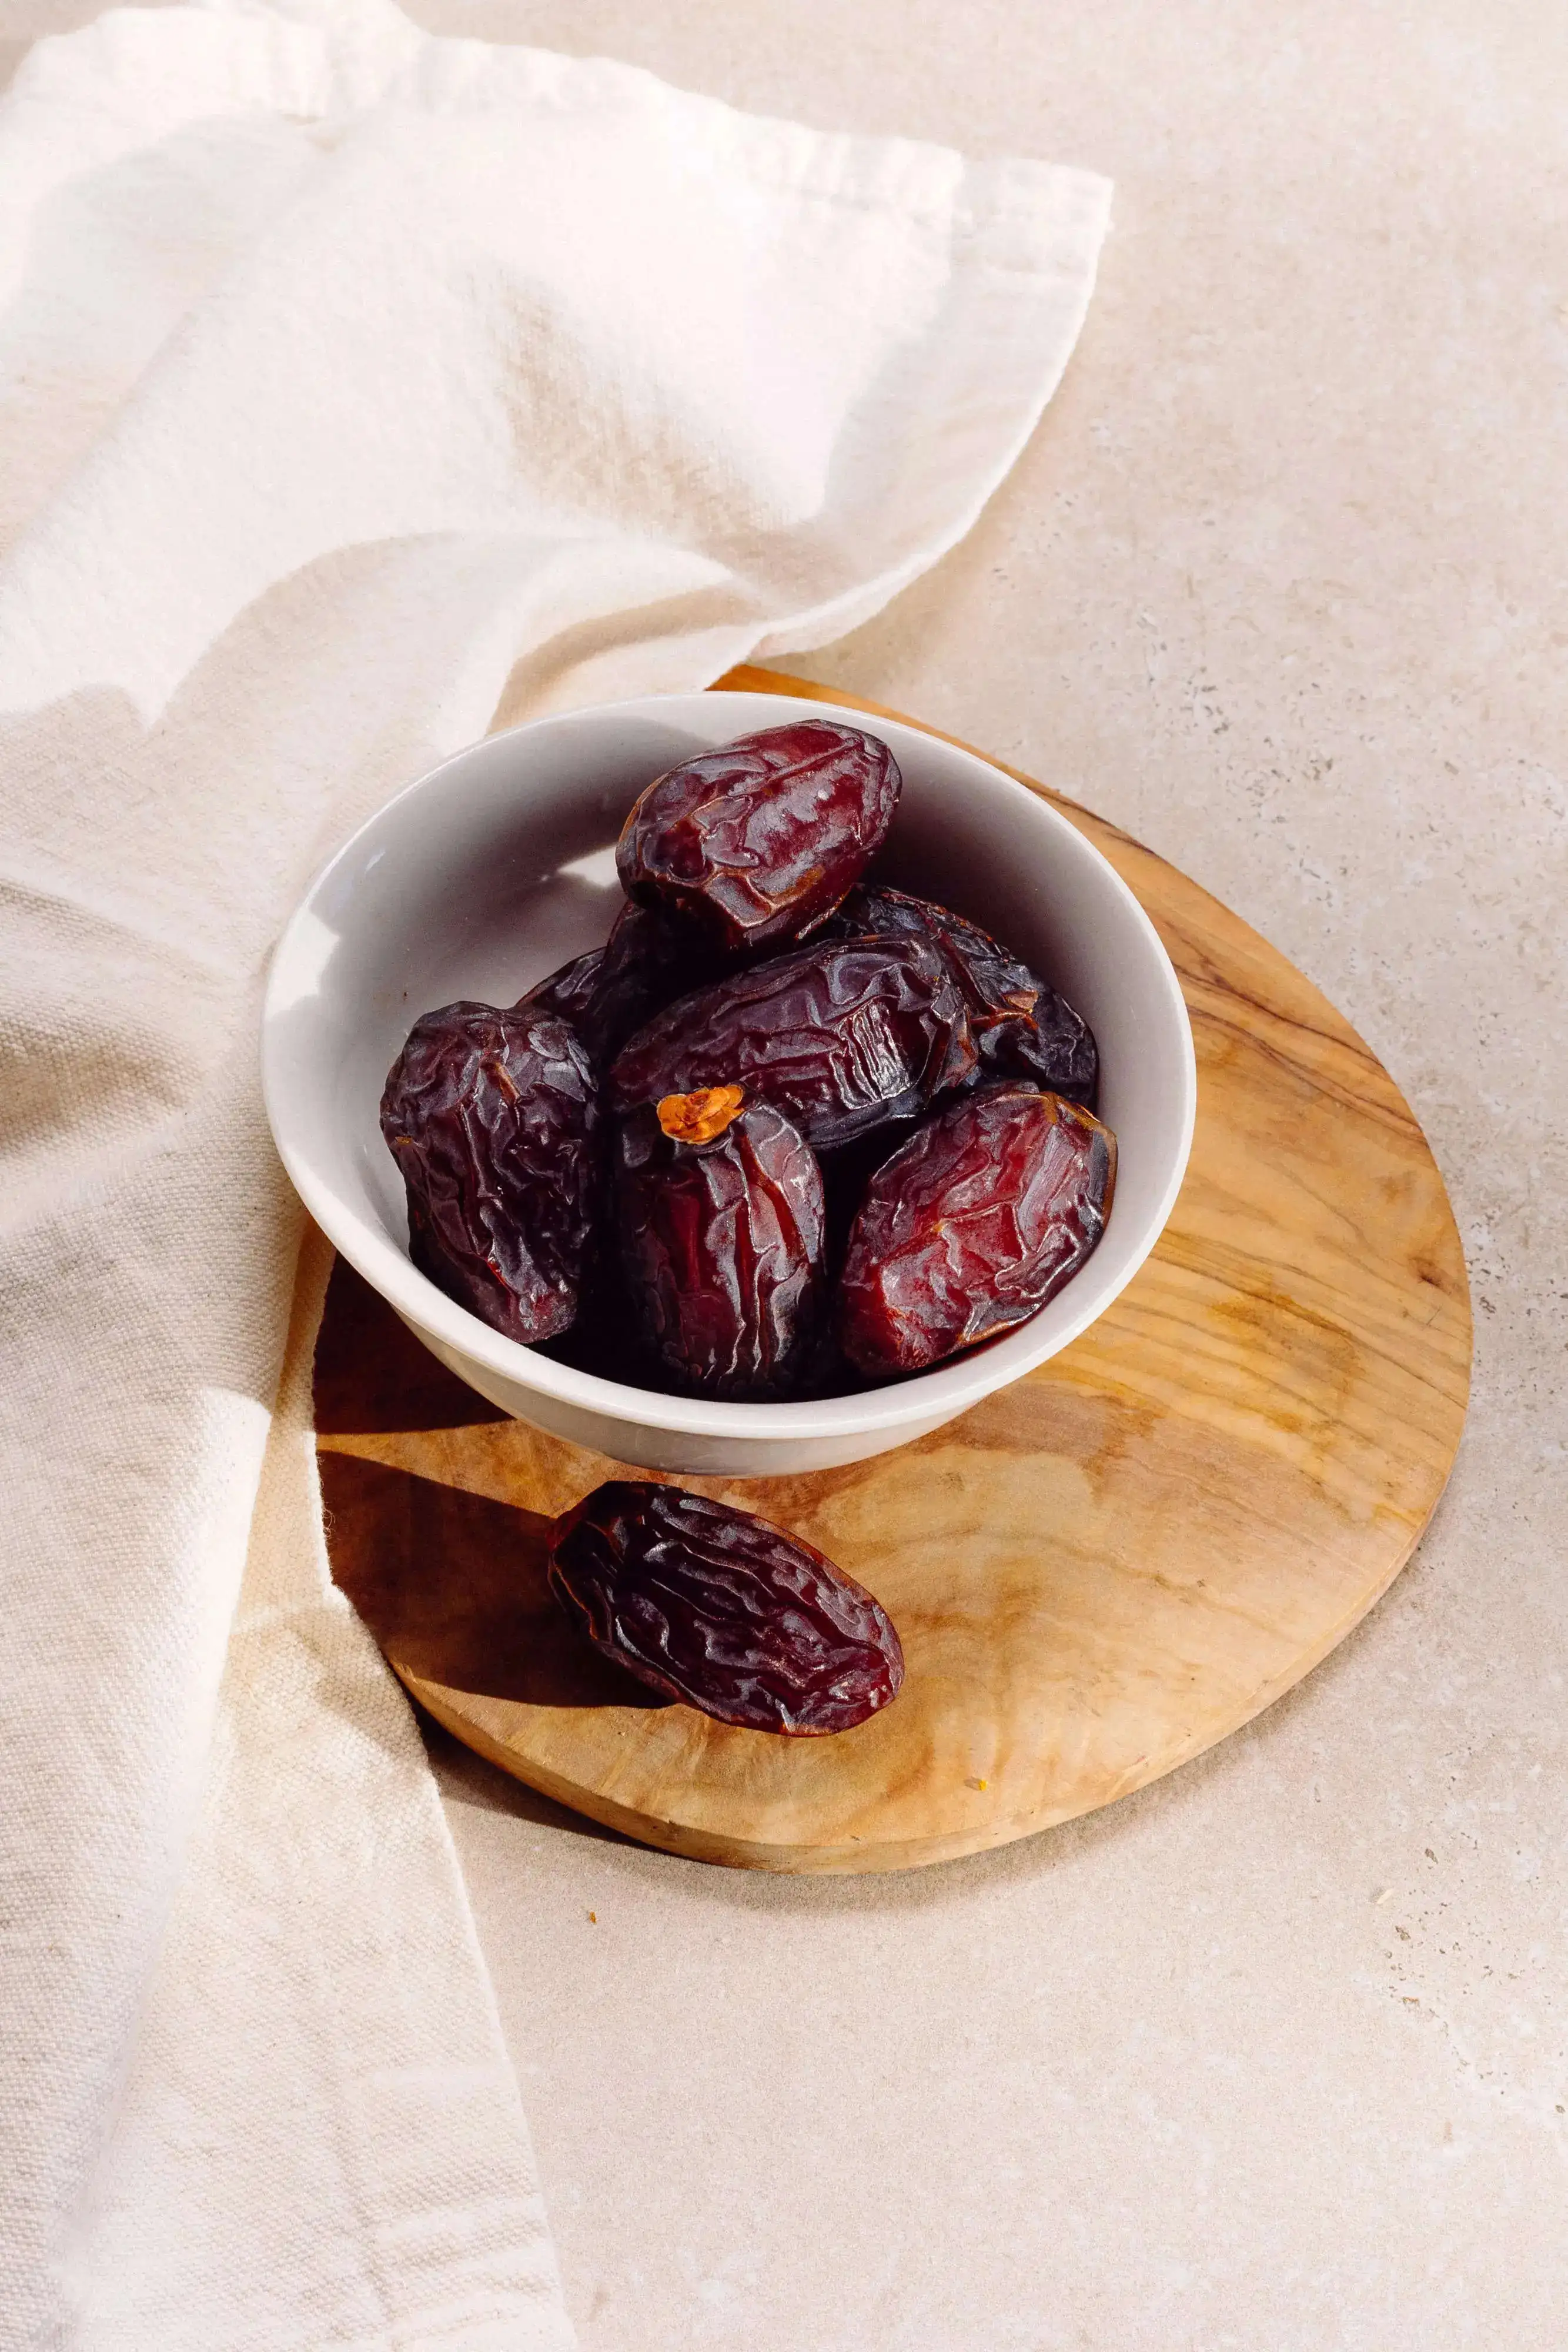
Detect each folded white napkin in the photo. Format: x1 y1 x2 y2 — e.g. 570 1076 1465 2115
0 4 1109 2340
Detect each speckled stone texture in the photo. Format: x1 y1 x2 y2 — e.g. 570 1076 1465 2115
13 0 1559 2341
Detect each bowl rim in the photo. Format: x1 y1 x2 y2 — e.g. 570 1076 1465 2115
262 689 1197 1441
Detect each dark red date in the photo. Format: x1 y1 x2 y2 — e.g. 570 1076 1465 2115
380 1001 599 1347
514 946 604 1036
617 721 901 955
837 1084 1116 1374
517 899 721 1066
608 936 975 1149
549 1482 904 1733
616 1090 825 1397
827 885 1098 1104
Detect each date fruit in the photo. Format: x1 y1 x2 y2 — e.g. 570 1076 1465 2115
514 946 604 1037
608 935 975 1150
617 1090 826 1396
617 721 901 955
517 899 721 1066
549 1482 904 1733
827 885 1098 1104
838 1084 1116 1375
380 1001 599 1347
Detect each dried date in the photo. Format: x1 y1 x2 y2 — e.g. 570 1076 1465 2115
837 1084 1116 1374
514 946 604 1036
617 721 901 955
380 1001 599 1346
549 1482 904 1733
608 935 975 1150
826 885 1098 1103
616 1089 825 1397
516 899 721 1066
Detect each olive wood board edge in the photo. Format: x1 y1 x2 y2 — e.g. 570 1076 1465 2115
315 667 1472 1874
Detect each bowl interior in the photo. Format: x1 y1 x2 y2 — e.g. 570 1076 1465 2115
263 691 1195 1435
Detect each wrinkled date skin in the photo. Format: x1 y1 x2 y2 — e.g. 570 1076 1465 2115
549 1482 905 1733
617 721 901 956
616 1092 826 1397
838 1084 1117 1375
514 946 604 1038
826 886 1098 1104
517 899 722 1067
380 1001 599 1347
609 936 975 1150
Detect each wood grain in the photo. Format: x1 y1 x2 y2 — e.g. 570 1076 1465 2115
316 669 1472 1873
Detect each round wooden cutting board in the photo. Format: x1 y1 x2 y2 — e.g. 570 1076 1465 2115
315 669 1472 1873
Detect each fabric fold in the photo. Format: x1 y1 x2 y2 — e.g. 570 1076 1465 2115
0 2 1108 2340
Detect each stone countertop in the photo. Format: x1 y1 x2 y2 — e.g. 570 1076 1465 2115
392 4 1564 2346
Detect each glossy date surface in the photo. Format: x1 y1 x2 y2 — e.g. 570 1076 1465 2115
616 1093 825 1397
827 885 1098 1104
514 946 604 1038
617 720 901 955
517 899 720 1067
837 1084 1117 1374
608 935 975 1149
380 1000 599 1347
549 1482 904 1733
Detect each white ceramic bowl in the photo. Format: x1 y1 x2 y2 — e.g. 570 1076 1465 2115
263 691 1195 1475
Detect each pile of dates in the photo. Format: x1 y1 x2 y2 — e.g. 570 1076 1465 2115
382 719 1116 1400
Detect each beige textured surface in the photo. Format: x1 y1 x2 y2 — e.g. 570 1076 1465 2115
385 11 1562 2347
12 0 1559 2340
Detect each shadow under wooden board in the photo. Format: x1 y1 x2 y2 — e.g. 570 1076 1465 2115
316 666 1472 1874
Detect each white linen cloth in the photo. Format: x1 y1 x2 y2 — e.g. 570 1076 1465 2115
0 2 1109 2341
